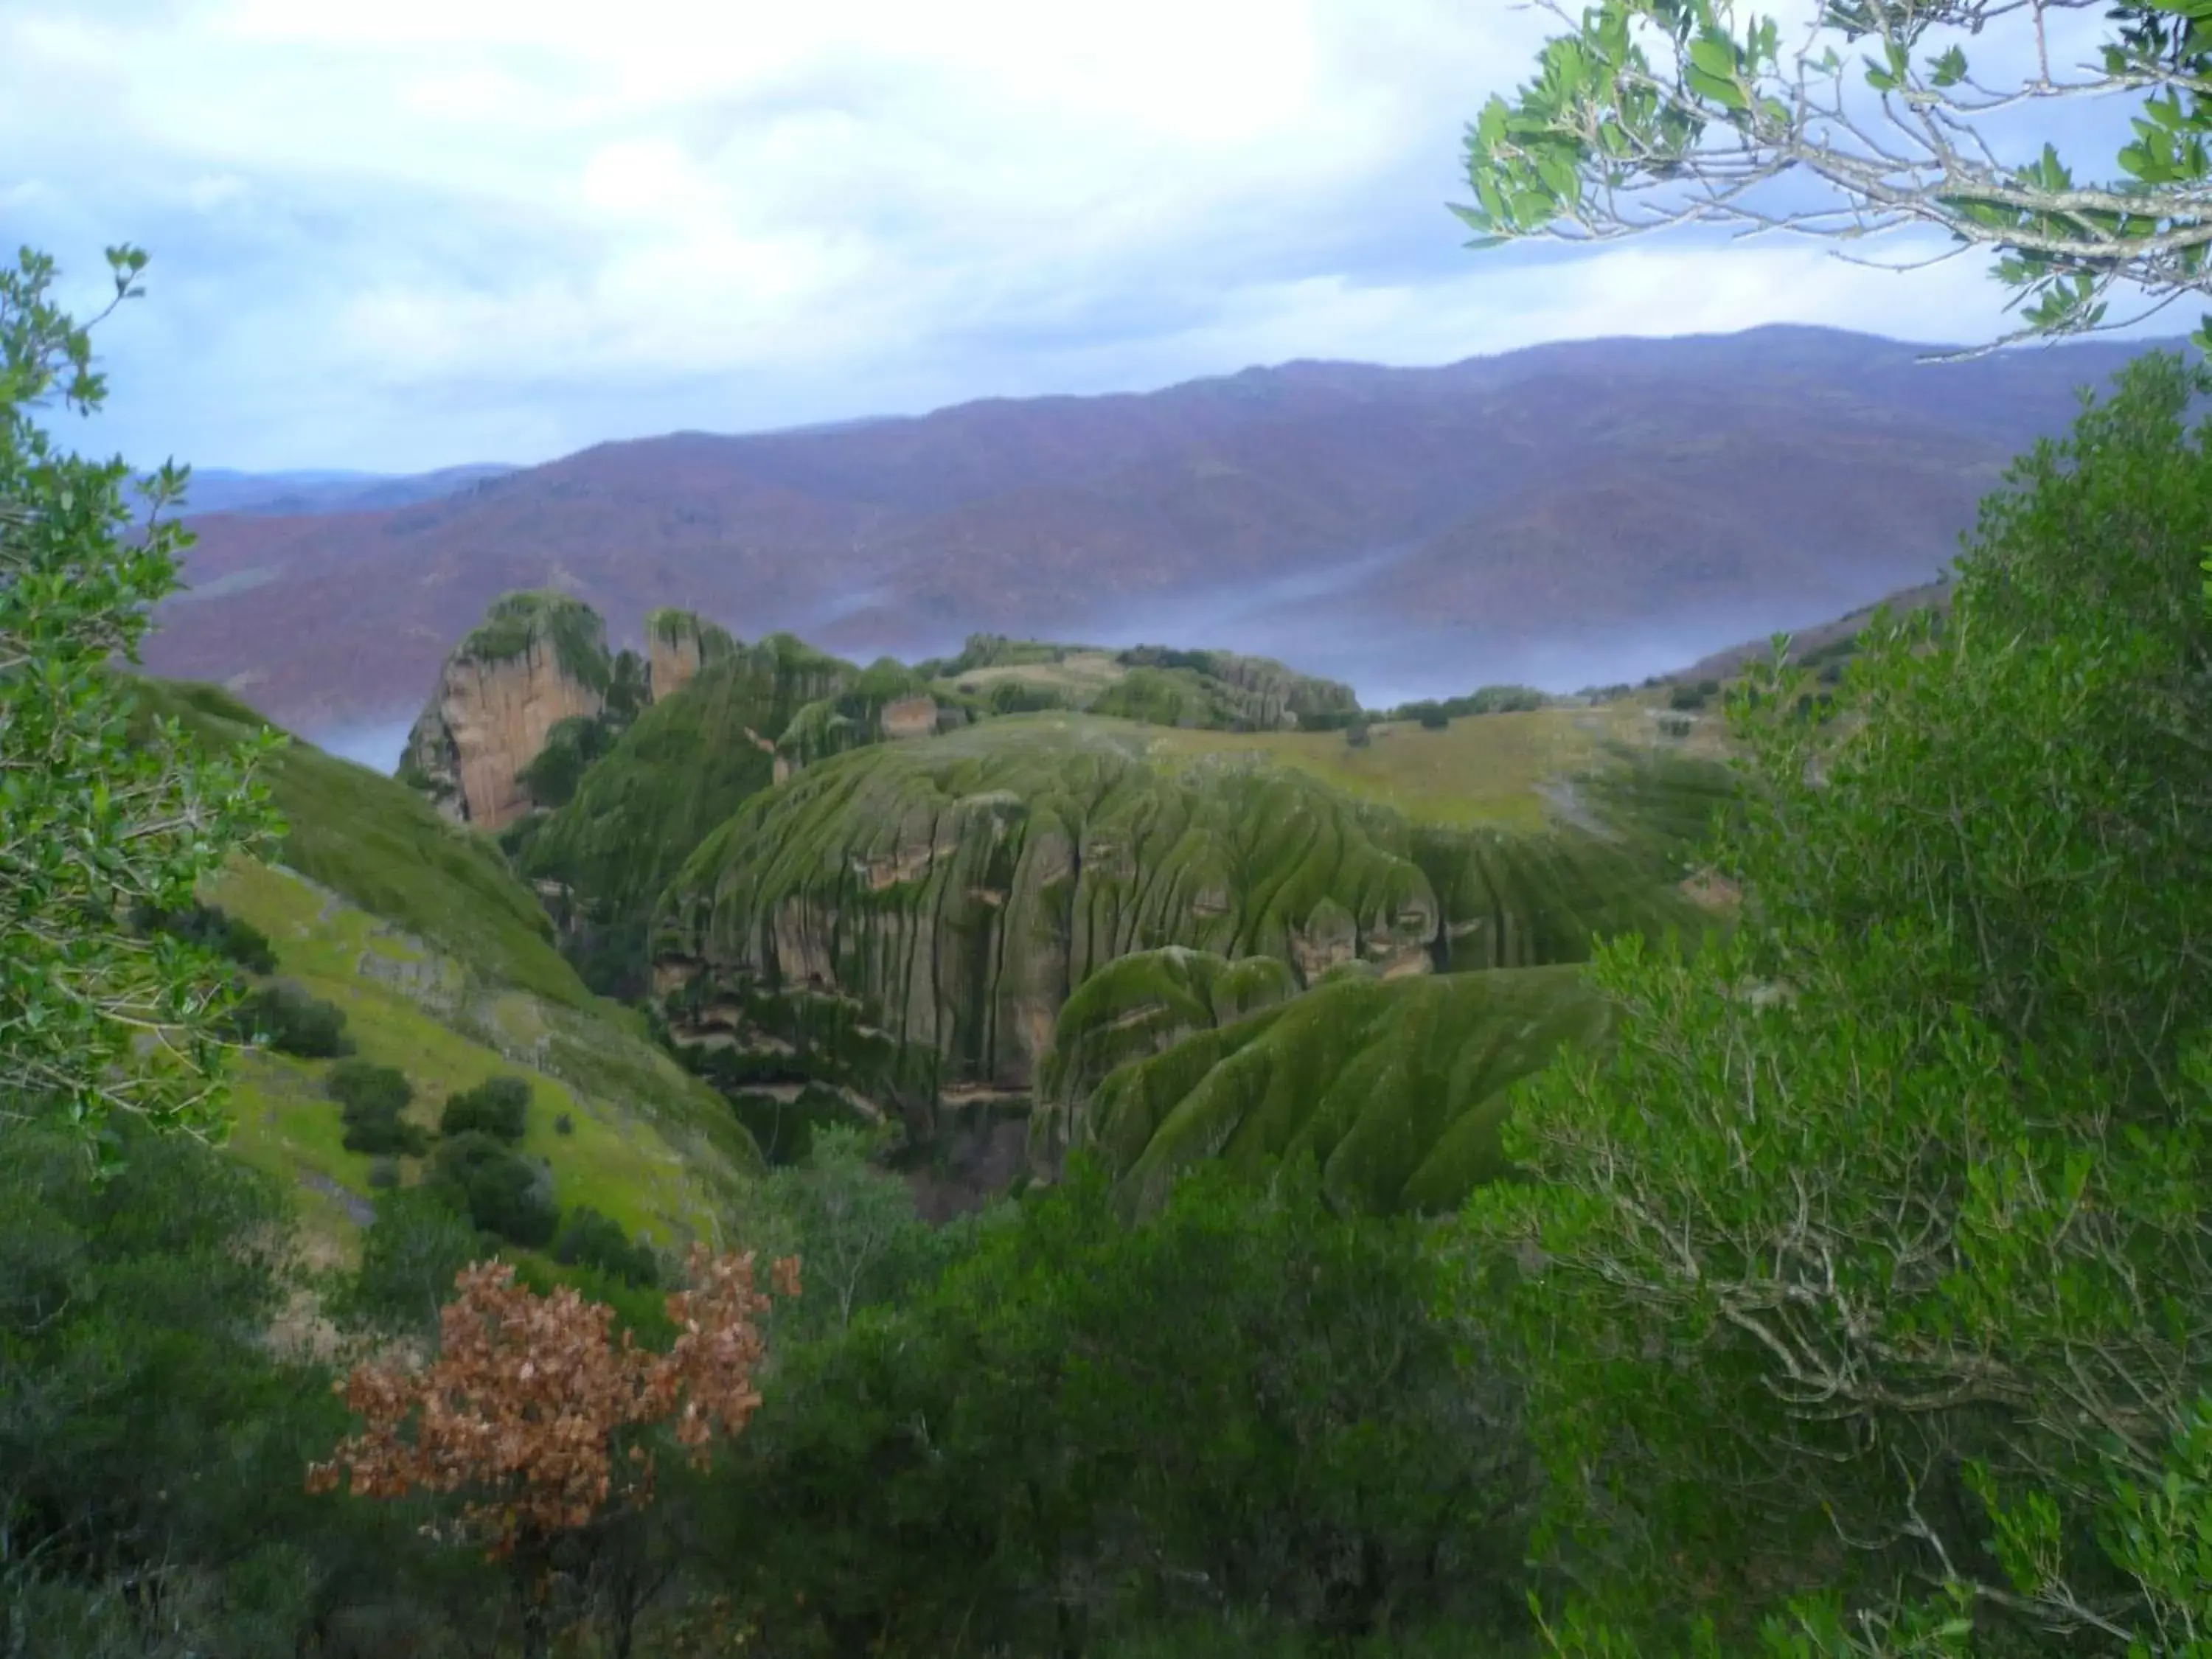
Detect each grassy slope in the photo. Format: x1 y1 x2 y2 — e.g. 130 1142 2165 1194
1135 700 1701 832
133 678 590 1005
131 678 759 1262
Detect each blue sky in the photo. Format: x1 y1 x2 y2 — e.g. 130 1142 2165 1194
1 0 2176 475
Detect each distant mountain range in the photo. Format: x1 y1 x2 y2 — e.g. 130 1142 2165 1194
143 324 2193 738
172 464 518 518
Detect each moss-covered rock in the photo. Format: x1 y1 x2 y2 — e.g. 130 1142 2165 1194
652 713 1719 1130
1032 947 1299 1166
403 591 613 829
1085 962 1607 1217
656 717 1444 1102
521 634 856 993
644 607 737 701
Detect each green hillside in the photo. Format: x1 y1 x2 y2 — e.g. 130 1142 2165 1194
128 678 761 1262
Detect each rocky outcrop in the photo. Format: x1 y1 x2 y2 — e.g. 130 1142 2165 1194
880 693 939 740
652 718 1442 1105
1030 947 1298 1169
649 720 1733 1136
1086 962 1607 1217
400 592 612 830
644 608 737 703
520 633 854 995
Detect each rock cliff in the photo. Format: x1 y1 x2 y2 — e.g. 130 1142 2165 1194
400 591 613 830
650 716 1726 1150
644 607 737 703
654 717 1439 1105
520 632 855 993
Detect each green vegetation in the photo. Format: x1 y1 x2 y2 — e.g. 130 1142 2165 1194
457 588 614 692
231 978 354 1057
1085 962 1605 1217
205 852 757 1263
521 633 854 993
550 1204 661 1287
1 246 281 1147
1460 0 2212 352
429 1130 560 1248
439 1074 531 1141
329 1058 427 1155
132 675 592 1006
1455 353 2212 1652
134 897 277 973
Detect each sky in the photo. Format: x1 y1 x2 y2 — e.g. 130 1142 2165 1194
1 0 2178 476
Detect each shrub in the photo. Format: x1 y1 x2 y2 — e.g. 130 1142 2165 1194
1345 717 1372 749
232 981 352 1057
551 1206 661 1288
1667 679 1719 711
133 900 278 974
1656 712 1695 738
329 1060 425 1157
1416 706 1450 730
438 1075 530 1142
430 1132 558 1248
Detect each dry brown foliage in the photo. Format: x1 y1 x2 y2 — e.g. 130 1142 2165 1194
307 1245 801 1559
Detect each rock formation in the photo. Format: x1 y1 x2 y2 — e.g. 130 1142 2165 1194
400 591 612 831
644 608 737 703
1086 962 1607 1217
520 633 854 994
649 717 1728 1158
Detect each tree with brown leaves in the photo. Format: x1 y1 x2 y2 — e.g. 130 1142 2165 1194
309 1245 801 1658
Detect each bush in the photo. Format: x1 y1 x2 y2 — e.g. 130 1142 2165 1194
550 1206 661 1288
1667 678 1719 711
134 900 278 974
429 1132 557 1248
438 1075 530 1142
1416 706 1450 730
1344 717 1372 748
1656 712 1695 738
328 1060 425 1157
232 981 352 1058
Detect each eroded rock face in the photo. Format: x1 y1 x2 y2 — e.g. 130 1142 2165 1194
652 720 1441 1102
402 592 611 830
644 608 737 703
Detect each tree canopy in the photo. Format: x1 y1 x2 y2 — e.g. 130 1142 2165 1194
1461 1 2212 350
0 246 279 1155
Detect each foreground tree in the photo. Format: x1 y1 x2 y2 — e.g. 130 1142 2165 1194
0 245 279 1151
1461 1 2212 349
1460 350 2212 1652
309 1245 801 1658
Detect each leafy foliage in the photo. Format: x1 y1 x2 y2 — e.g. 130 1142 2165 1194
1457 351 2212 1650
430 1131 560 1248
0 246 279 1147
710 1161 1532 1655
551 1205 661 1289
309 1250 799 1656
328 1059 426 1157
231 978 353 1057
1460 1 2212 351
439 1074 531 1142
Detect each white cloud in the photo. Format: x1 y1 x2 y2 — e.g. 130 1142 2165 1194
0 0 2178 473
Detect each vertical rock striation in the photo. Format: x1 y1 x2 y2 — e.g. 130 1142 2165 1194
400 591 613 830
